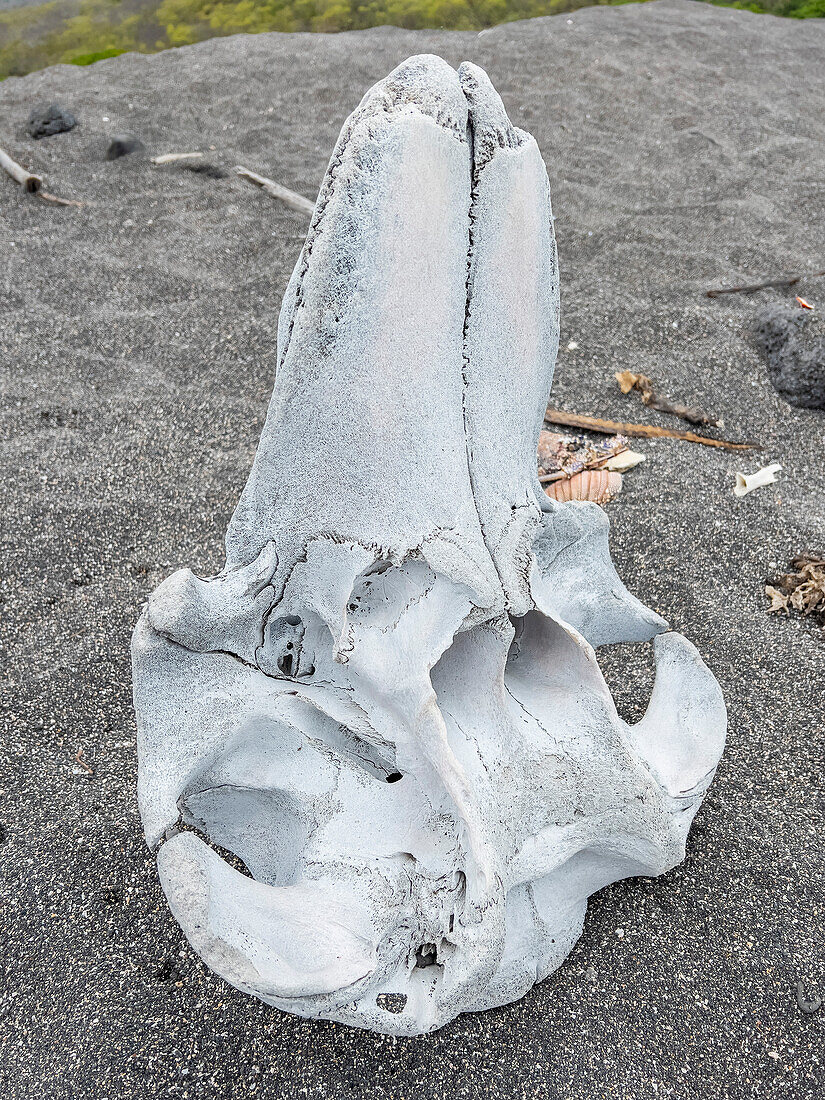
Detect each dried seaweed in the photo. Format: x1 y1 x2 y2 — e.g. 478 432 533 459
615 370 721 427
537 429 628 483
765 553 825 624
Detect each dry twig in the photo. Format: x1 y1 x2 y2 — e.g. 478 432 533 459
235 166 315 215
544 407 756 451
74 747 94 775
39 190 83 207
706 270 825 297
151 152 204 165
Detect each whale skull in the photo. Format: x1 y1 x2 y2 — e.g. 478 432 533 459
132 55 726 1036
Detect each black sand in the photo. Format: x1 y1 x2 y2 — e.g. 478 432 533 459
1 2 824 1096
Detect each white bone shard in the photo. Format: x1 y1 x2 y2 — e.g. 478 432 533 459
132 55 726 1036
734 463 782 498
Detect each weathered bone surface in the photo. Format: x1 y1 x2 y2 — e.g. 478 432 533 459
133 55 726 1036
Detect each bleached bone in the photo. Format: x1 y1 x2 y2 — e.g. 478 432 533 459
734 462 782 498
0 146 42 192
133 55 726 1036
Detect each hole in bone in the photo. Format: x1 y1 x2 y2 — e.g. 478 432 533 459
376 993 407 1014
505 610 613 705
414 943 438 969
596 641 657 725
385 772 403 783
258 613 314 680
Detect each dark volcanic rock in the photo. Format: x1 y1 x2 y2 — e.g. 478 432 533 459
106 133 145 160
756 304 825 409
26 102 77 139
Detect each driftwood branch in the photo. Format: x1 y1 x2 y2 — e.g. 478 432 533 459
235 166 315 215
544 408 756 451
707 270 825 297
151 152 204 165
0 146 42 192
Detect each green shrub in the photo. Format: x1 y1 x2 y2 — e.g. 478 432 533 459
68 46 128 64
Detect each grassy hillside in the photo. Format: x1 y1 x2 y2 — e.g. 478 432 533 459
1 0 823 81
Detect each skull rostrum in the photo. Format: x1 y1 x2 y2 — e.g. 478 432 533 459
133 56 726 1036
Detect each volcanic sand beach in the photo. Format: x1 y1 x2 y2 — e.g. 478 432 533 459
1 2 824 1096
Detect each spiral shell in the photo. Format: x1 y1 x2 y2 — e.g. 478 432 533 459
544 469 623 505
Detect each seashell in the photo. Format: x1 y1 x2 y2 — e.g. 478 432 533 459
545 469 623 504
604 449 646 472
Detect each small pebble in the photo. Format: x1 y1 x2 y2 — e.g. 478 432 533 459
106 133 145 160
27 103 77 139
796 979 822 1014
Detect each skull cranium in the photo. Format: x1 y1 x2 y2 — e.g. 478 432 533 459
132 55 726 1036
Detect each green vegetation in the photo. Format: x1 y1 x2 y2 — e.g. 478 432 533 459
0 0 822 81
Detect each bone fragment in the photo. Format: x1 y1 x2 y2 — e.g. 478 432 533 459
604 449 646 472
734 463 782 497
0 146 42 192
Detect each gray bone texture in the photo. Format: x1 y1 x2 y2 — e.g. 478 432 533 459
132 55 726 1036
